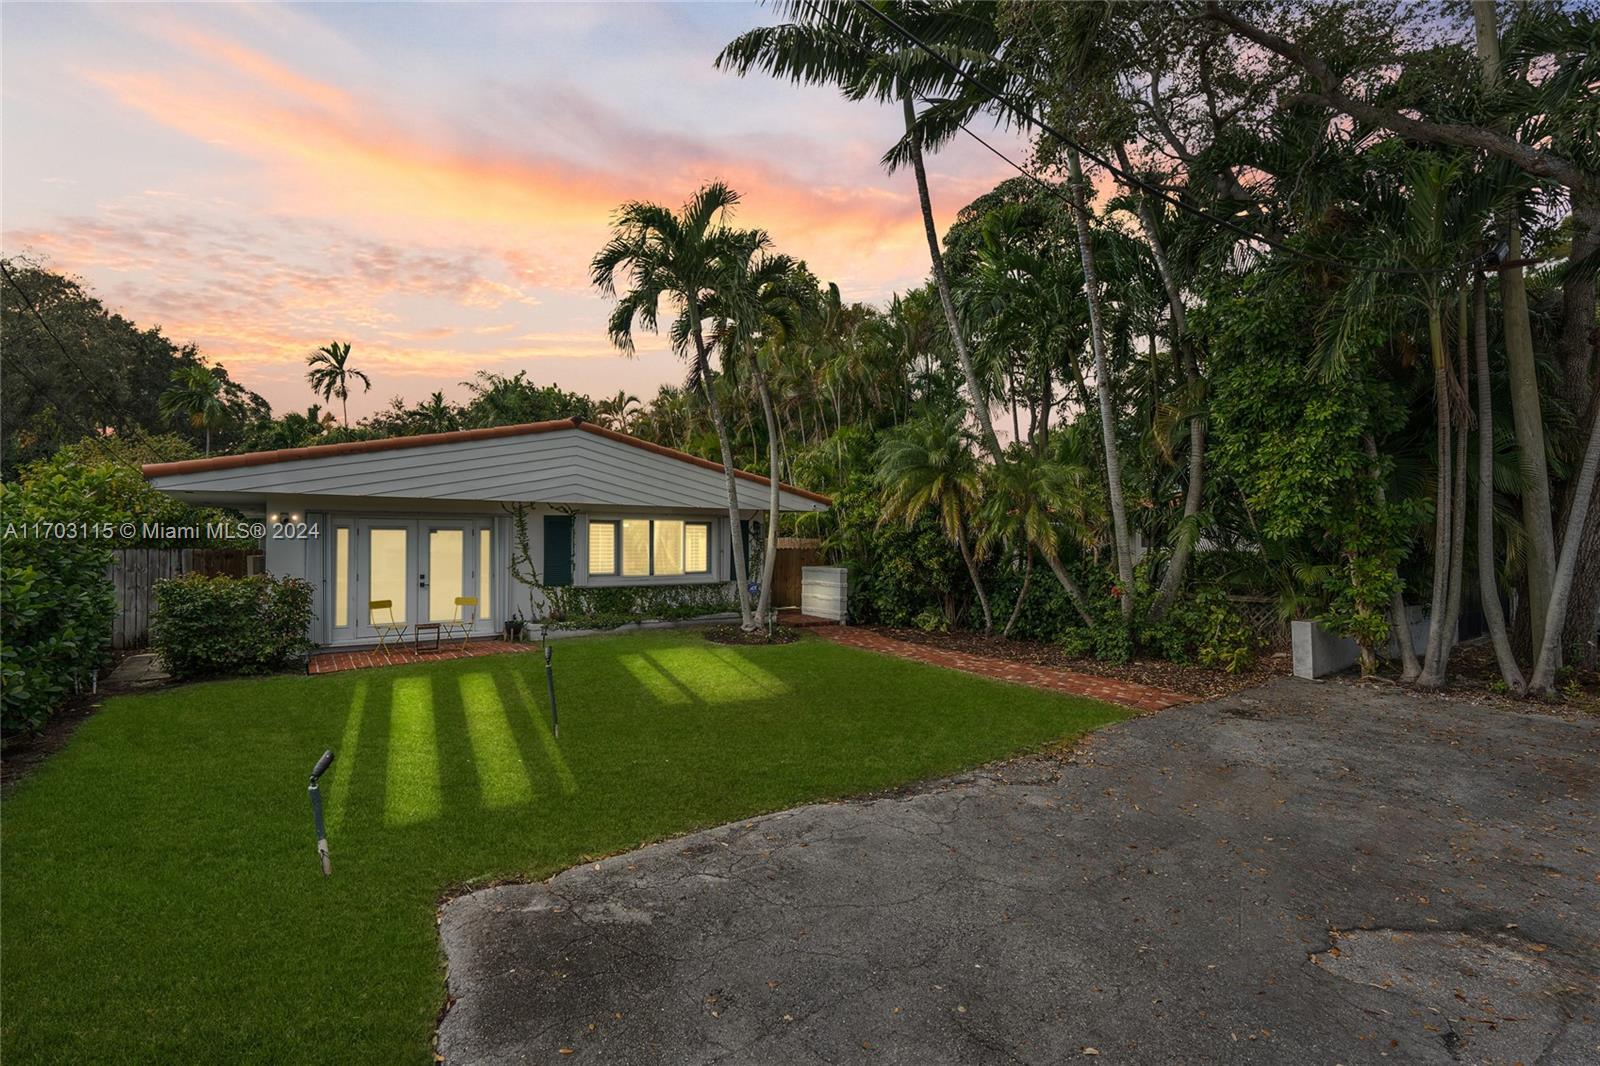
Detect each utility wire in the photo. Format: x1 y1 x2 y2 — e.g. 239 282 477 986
1 261 125 415
850 0 1503 278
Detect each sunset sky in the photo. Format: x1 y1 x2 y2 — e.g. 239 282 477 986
2 2 1025 419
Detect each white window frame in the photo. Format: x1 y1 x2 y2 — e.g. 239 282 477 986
585 517 713 579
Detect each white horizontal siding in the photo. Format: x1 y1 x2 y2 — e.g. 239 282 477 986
150 430 826 512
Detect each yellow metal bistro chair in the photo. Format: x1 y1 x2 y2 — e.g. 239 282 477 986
369 600 408 651
441 597 477 650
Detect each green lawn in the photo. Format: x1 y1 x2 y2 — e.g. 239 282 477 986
1 631 1123 1063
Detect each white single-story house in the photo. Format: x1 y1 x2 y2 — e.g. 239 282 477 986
142 417 831 647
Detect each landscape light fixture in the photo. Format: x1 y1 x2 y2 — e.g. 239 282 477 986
307 750 335 876
544 646 559 739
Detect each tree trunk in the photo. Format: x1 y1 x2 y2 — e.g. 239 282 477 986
1473 274 1526 692
1418 301 1454 688
1038 357 1052 452
753 360 782 626
1119 144 1206 621
1446 350 1465 656
904 92 1003 463
1003 548 1033 638
1474 0 1558 662
1043 549 1098 629
1065 146 1135 622
692 318 754 629
1561 473 1600 670
954 517 993 634
1556 187 1600 668
1366 435 1421 681
1443 294 1470 654
1529 400 1600 694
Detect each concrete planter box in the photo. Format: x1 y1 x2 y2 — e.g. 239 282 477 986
1292 608 1432 679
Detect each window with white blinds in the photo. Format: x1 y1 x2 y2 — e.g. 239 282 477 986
586 519 713 578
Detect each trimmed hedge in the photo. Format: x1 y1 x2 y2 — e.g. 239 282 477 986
544 582 738 630
150 574 315 679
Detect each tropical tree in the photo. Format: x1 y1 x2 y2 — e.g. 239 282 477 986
595 391 642 432
590 181 760 629
304 341 370 429
158 364 228 456
977 449 1096 629
718 1 1008 461
715 232 814 624
875 412 992 633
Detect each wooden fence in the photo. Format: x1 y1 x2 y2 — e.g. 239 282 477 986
770 538 823 609
108 548 262 649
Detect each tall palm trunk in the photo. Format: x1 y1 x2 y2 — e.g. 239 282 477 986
1043 549 1097 629
1365 435 1421 680
1065 147 1135 622
1474 275 1526 692
1529 399 1600 694
1418 300 1455 688
752 357 782 625
954 516 993 634
1003 548 1033 638
904 92 1002 463
1443 292 1471 653
1556 187 1600 669
1474 1 1557 660
1118 144 1205 621
691 318 754 629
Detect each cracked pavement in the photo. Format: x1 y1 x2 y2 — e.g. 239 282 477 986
437 677 1599 1064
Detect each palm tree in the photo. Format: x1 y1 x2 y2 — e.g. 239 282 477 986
1315 156 1504 687
159 364 227 456
590 181 759 629
595 390 642 432
415 391 459 435
977 450 1097 629
875 413 992 634
718 1 1007 462
715 232 812 626
305 341 370 428
1064 147 1137 623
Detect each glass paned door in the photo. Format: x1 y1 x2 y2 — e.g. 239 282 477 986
359 523 417 640
425 525 470 624
343 519 494 643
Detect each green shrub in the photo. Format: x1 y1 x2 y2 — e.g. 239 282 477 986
150 574 314 679
823 476 965 627
544 582 738 629
0 468 118 734
1140 588 1258 672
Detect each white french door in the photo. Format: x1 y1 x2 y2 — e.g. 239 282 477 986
339 519 496 644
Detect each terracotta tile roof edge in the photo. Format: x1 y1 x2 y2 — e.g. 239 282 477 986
140 417 832 505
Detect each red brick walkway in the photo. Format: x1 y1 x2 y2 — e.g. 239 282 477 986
810 627 1188 713
309 638 538 675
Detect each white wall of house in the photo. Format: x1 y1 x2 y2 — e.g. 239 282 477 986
146 423 819 648
253 496 744 647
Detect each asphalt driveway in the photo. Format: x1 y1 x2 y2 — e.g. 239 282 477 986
438 677 1599 1064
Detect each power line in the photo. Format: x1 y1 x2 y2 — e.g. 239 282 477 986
850 0 1500 279
0 261 125 415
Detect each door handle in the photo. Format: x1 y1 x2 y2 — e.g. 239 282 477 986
418 573 428 588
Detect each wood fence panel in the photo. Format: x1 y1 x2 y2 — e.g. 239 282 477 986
771 540 823 609
107 549 261 649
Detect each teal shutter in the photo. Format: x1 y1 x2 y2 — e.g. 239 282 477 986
543 515 573 587
738 519 753 572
